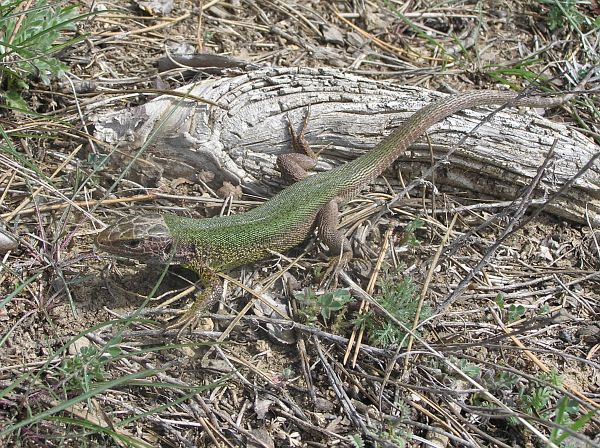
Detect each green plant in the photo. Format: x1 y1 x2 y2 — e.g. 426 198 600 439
280 367 295 379
398 218 424 247
495 294 527 323
512 369 560 420
537 0 600 64
483 64 548 89
0 0 82 109
539 0 588 30
492 368 595 441
361 273 428 348
295 288 353 324
379 424 409 447
511 369 596 445
60 342 123 392
453 357 481 379
349 433 365 447
520 383 554 417
382 0 454 64
548 397 596 446
507 304 526 322
537 303 551 315
493 370 521 391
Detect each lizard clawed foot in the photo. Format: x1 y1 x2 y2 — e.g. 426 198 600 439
164 272 222 336
319 251 352 290
166 307 200 335
165 305 215 337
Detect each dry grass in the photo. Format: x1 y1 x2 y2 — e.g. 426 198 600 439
1 0 599 447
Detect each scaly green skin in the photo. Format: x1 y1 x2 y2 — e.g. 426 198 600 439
95 90 570 326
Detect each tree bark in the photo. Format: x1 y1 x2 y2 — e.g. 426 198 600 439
92 67 600 225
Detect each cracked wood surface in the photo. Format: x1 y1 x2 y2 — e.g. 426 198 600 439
93 67 600 224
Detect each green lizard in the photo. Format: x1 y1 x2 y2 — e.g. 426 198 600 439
96 90 573 329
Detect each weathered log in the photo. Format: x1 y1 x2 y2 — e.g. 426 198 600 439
92 67 600 224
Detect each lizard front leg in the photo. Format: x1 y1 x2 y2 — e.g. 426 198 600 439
277 107 320 182
167 266 222 332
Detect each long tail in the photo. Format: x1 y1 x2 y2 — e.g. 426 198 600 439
347 90 575 186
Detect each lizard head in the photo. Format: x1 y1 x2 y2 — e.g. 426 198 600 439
95 214 178 264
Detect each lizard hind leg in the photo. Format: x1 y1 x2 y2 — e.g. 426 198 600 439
317 200 353 287
317 200 352 256
277 107 320 183
277 153 317 182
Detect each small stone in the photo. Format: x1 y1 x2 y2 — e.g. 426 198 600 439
247 428 274 448
68 337 92 356
320 24 345 46
216 181 243 199
134 0 174 16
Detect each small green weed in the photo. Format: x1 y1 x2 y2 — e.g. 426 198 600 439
498 369 562 426
379 427 408 447
539 0 594 31
295 270 426 348
60 342 123 393
507 304 526 322
379 401 412 446
0 0 83 109
295 288 353 325
398 218 424 247
453 357 482 379
481 367 596 442
495 294 527 323
361 272 428 348
493 370 521 391
537 0 600 66
483 65 548 89
520 382 555 418
549 396 596 446
537 303 551 315
349 433 365 447
280 367 295 380
382 0 453 63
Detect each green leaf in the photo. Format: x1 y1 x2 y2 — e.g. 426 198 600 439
550 396 596 444
318 289 352 320
1 88 30 111
507 303 526 322
495 293 505 309
0 0 86 105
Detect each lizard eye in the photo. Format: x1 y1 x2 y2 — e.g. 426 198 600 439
123 239 142 249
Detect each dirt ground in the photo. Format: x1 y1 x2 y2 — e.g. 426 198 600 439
1 0 599 447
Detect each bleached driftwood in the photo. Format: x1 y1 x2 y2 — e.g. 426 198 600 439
93 67 600 224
